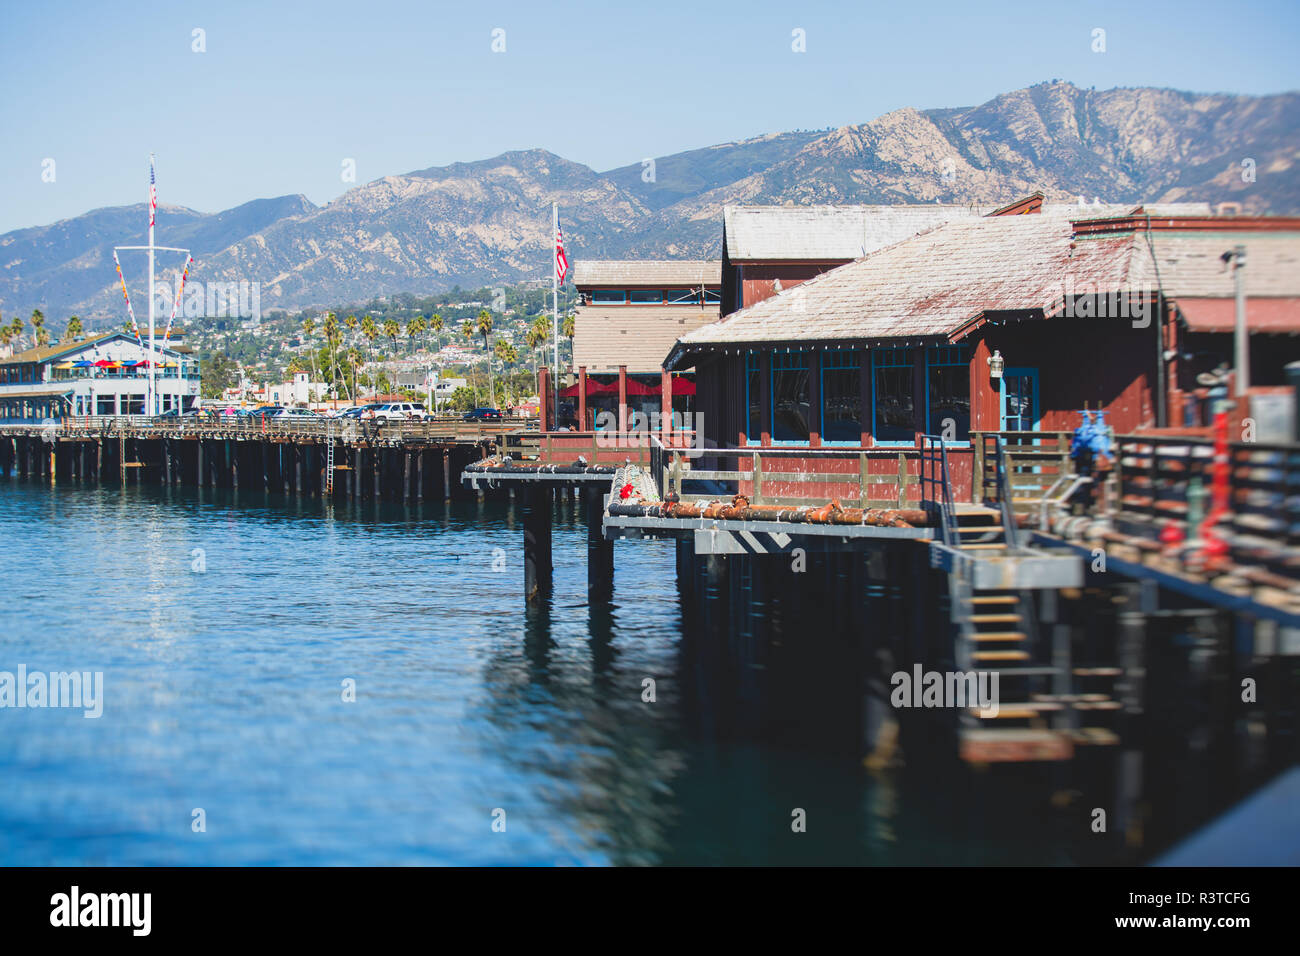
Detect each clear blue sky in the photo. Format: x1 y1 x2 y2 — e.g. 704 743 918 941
1 0 1297 233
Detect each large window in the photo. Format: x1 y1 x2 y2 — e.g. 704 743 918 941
745 351 762 445
628 289 662 304
592 289 626 304
97 395 116 415
821 350 863 444
872 348 915 444
771 351 811 443
926 346 970 441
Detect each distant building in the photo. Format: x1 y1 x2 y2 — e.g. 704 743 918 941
572 260 721 374
720 203 997 316
266 372 328 405
0 331 200 421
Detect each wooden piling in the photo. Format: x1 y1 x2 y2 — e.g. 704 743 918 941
522 485 553 603
585 485 614 601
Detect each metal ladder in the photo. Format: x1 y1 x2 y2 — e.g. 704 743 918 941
324 425 335 496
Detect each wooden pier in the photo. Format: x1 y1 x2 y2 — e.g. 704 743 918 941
0 416 534 502
461 427 1299 793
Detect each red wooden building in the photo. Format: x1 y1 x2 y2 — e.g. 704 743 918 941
665 203 1300 503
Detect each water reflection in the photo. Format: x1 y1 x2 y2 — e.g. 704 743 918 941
0 476 1235 865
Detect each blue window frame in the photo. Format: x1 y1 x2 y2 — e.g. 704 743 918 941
770 351 811 444
745 351 762 445
820 350 863 445
871 348 915 445
592 289 626 304
629 289 662 304
925 346 970 443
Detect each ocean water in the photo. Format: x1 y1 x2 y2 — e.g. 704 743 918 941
0 478 1099 865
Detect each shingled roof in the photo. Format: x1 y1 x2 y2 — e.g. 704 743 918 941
666 213 1300 367
572 260 721 287
722 203 994 261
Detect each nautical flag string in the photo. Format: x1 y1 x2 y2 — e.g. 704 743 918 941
113 250 144 347
555 221 569 285
149 155 157 228
162 254 193 345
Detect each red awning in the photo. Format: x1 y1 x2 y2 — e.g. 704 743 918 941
559 379 618 398
559 376 697 397
1175 297 1300 333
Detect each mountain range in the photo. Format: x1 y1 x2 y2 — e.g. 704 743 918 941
3 80 1296 324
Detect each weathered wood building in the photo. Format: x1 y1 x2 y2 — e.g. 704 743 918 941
666 203 1300 502
720 202 994 316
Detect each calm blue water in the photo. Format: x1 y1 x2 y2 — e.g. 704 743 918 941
0 477 1090 865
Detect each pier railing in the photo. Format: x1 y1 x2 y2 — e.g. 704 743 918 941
655 445 926 508
499 430 698 469
1115 435 1300 582
0 415 535 444
972 430 1074 509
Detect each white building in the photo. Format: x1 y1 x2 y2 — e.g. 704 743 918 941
0 331 201 420
267 372 327 405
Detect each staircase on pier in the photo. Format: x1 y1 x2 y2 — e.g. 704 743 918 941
921 436 1122 764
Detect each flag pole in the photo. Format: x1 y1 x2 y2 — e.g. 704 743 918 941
552 201 560 426
147 154 157 417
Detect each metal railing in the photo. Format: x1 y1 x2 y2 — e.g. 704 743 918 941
972 430 1073 508
919 435 959 547
652 445 924 508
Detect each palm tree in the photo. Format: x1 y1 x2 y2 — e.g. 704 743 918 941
562 313 576 370
429 313 444 354
347 347 363 402
63 315 83 342
322 312 341 406
475 309 494 405
9 316 21 350
344 313 358 342
31 309 47 348
460 319 473 342
524 325 544 377
300 316 319 386
406 315 426 352
382 318 400 352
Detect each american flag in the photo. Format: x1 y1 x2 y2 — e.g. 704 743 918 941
149 157 157 228
555 221 569 284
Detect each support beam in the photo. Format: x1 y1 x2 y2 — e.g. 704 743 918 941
522 485 553 604
578 365 588 432
661 368 672 444
585 485 614 601
618 364 629 434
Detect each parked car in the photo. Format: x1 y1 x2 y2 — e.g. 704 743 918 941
463 407 502 421
270 407 320 420
246 406 283 421
363 402 428 422
335 403 381 419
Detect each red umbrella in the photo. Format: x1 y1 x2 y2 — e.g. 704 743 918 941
94 359 114 367
622 378 661 396
559 378 618 398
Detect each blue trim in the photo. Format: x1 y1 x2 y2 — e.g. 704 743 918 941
999 367 1040 432
820 350 864 446
744 351 760 446
871 348 915 447
923 345 971 445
